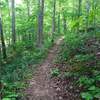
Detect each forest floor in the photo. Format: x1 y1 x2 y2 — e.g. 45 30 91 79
23 37 64 100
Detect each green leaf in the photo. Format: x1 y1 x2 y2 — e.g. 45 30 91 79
51 68 60 77
94 93 100 99
81 92 93 100
6 94 18 98
95 75 100 81
2 98 11 100
88 86 96 91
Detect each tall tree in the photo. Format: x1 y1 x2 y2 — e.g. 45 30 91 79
37 0 44 47
78 0 82 18
63 12 67 33
24 0 30 17
72 0 75 20
86 0 90 31
92 0 96 33
52 0 56 42
78 0 82 32
11 0 16 44
57 1 61 33
27 0 30 17
0 15 7 59
7 0 11 46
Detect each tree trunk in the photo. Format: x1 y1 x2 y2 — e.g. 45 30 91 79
11 0 16 44
63 14 67 33
72 0 75 20
0 17 7 59
7 0 11 46
57 2 60 34
26 0 30 17
86 0 90 32
78 0 82 18
93 0 96 33
37 0 44 47
52 0 56 42
78 0 82 32
58 13 60 33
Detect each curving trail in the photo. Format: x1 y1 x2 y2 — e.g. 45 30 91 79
24 37 64 100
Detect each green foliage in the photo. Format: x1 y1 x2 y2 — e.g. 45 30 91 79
96 32 100 39
51 68 60 77
73 54 95 62
65 32 84 50
77 70 100 99
64 72 73 78
59 32 88 61
59 26 100 99
77 68 100 99
81 86 100 100
1 0 100 99
81 92 93 100
1 38 53 99
78 76 95 87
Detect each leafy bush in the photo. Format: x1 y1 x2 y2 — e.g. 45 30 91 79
51 68 60 77
78 76 95 87
59 32 87 61
81 86 100 100
58 30 100 100
1 37 54 99
78 75 100 100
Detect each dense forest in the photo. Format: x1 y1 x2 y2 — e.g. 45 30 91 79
0 0 100 100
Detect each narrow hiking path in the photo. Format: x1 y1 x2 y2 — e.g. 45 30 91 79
24 37 64 100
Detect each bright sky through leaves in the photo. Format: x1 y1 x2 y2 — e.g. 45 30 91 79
15 0 22 5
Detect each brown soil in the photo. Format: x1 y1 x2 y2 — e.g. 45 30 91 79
24 37 64 100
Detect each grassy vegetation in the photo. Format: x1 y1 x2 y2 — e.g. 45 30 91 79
56 30 100 99
0 0 100 99
1 38 53 99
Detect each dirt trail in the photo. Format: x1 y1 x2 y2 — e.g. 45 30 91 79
24 37 64 100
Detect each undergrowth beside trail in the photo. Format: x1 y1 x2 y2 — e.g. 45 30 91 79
0 38 53 100
52 31 100 100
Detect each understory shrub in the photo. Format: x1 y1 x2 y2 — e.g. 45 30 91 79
59 31 100 100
